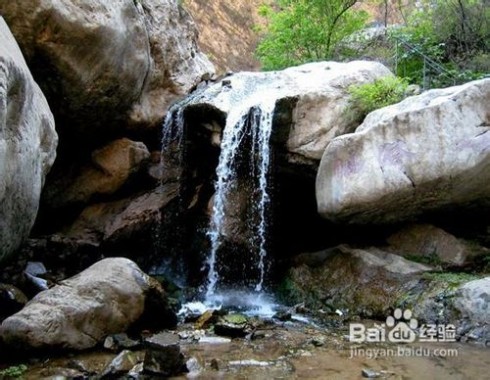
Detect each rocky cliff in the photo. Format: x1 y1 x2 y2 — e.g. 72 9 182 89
185 0 265 74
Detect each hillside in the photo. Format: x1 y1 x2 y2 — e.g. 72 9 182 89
185 0 266 74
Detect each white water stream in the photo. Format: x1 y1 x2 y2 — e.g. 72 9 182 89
205 96 275 299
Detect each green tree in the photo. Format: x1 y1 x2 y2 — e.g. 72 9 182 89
256 0 368 70
390 0 489 87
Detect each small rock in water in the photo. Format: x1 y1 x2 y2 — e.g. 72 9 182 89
186 357 202 378
127 362 144 379
362 368 382 378
143 332 185 377
209 358 220 371
214 313 250 337
99 350 139 379
273 311 292 321
178 329 205 341
309 335 326 347
66 360 91 376
194 309 219 329
104 333 140 351
229 359 273 367
198 336 231 344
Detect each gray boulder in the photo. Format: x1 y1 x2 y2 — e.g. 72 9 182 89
0 258 175 350
316 78 490 223
287 245 431 317
0 17 57 262
0 0 214 140
43 138 150 209
453 277 490 324
386 224 487 266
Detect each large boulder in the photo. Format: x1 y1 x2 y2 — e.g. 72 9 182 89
386 224 487 266
43 138 150 209
63 182 179 246
453 277 490 325
183 61 391 164
285 245 431 317
0 0 214 143
0 17 57 262
0 258 176 350
316 78 490 223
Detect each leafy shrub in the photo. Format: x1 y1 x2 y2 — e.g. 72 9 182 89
256 0 368 70
348 75 408 118
389 0 489 88
0 364 28 379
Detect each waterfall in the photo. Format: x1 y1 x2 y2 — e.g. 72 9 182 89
252 101 274 292
160 105 185 183
205 97 275 299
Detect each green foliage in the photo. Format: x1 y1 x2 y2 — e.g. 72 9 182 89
0 365 27 379
348 75 408 118
256 0 368 70
421 272 480 290
390 0 489 87
405 252 443 267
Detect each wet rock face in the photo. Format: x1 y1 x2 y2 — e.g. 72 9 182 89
0 0 214 146
316 78 490 224
0 258 176 350
0 17 58 263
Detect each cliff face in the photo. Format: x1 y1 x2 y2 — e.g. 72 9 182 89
185 0 266 74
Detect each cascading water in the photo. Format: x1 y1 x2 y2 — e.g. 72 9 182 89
204 96 275 300
160 105 185 183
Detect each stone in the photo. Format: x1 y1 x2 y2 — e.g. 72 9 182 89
194 310 219 330
182 60 392 163
44 138 150 208
316 78 490 224
99 350 139 379
0 258 175 350
287 245 432 318
103 333 140 351
127 362 144 379
63 183 179 247
386 224 477 266
0 284 28 322
362 368 381 378
214 314 250 338
128 0 215 130
143 332 185 377
0 0 213 142
186 357 202 378
210 358 220 371
25 262 47 277
0 17 57 262
453 277 490 325
198 336 232 344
